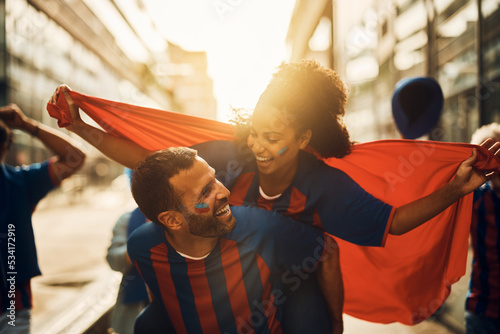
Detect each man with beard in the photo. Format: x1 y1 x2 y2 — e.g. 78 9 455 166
127 147 341 334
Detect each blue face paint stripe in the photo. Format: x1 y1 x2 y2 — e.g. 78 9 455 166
278 146 288 156
195 202 210 213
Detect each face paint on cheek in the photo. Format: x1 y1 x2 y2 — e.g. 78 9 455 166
278 146 288 156
194 202 210 213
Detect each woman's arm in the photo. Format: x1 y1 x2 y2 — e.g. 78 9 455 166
50 85 153 169
390 140 500 235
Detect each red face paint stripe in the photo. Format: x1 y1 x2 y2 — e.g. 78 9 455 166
150 243 188 334
195 203 210 213
219 239 254 333
229 172 255 206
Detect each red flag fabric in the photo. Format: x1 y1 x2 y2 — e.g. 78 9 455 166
47 91 500 325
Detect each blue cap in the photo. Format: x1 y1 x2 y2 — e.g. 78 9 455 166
392 77 444 139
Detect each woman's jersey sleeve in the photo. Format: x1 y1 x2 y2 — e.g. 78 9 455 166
310 165 394 247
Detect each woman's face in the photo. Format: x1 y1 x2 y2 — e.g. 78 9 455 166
247 104 311 176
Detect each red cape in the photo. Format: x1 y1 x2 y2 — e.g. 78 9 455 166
47 91 500 325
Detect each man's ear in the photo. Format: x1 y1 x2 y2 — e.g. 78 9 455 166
299 129 312 149
158 211 185 231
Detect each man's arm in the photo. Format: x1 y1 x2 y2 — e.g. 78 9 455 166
50 85 152 169
318 235 343 334
390 141 500 235
0 104 85 182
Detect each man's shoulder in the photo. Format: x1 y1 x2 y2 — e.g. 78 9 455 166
228 206 319 241
127 222 165 258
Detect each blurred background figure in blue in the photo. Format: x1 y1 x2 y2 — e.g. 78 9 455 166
466 124 500 334
106 168 149 334
391 77 444 140
0 104 85 333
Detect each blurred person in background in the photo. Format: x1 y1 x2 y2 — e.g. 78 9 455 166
466 123 500 334
106 169 149 334
391 76 444 140
0 104 85 333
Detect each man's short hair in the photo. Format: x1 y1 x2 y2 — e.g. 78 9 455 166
131 147 197 225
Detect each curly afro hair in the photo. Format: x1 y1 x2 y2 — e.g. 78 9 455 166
237 59 352 158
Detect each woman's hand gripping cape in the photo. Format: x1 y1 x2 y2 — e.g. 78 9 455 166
48 90 500 325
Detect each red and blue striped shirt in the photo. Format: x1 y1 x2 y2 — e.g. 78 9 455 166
466 182 500 319
128 206 329 333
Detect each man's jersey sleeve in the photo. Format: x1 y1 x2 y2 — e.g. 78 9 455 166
227 206 328 272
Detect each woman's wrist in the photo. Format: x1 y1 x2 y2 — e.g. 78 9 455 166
445 179 465 201
66 120 87 134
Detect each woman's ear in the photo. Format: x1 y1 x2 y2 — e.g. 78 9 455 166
299 129 312 149
158 211 185 231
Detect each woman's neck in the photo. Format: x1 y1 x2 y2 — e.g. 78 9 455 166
259 156 299 197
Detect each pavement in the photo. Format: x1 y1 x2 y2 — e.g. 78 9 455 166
29 184 462 334
31 183 136 334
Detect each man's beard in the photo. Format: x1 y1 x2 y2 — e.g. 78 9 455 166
181 205 235 238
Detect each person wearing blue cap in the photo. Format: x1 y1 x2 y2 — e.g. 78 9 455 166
392 76 444 139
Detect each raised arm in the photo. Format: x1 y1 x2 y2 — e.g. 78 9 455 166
0 104 85 182
390 139 500 235
50 85 153 169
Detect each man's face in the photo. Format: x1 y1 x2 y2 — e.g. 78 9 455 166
170 156 236 238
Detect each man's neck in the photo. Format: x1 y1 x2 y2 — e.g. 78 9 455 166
164 231 218 258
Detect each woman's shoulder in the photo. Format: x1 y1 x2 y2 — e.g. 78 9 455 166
299 150 346 176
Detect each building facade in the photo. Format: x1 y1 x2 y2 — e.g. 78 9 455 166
0 0 216 186
286 0 500 331
286 0 500 144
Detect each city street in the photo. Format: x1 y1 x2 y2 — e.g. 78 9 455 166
30 184 136 334
28 185 459 334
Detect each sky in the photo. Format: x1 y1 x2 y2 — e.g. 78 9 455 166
140 0 297 122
